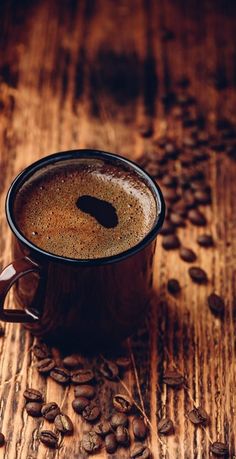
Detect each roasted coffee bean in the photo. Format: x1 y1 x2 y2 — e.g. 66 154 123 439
74 385 95 400
99 360 119 380
145 162 159 177
63 354 83 369
183 136 197 148
179 247 197 263
208 293 225 316
180 154 193 168
54 413 73 435
131 443 151 458
189 267 208 284
50 367 70 385
174 200 187 217
210 441 229 456
191 181 210 192
188 209 206 226
0 325 4 337
163 188 180 203
113 394 132 413
116 425 130 446
162 234 180 250
36 358 55 374
82 403 101 423
25 402 42 417
132 417 148 440
94 420 112 437
157 417 174 435
105 433 117 454
183 190 197 209
138 121 153 138
39 430 58 449
0 433 5 447
72 397 90 414
167 279 181 295
197 233 214 247
188 406 209 425
162 174 177 188
170 212 186 227
71 368 95 385
23 388 44 403
159 220 176 235
82 431 102 453
115 356 131 369
33 342 51 360
194 190 211 205
165 143 179 159
41 402 60 422
163 369 185 387
110 412 129 429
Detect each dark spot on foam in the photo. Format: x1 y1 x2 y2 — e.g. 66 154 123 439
76 195 118 228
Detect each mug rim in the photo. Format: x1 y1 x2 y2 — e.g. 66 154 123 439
6 149 165 266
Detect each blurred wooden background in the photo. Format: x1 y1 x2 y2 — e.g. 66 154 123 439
0 0 236 458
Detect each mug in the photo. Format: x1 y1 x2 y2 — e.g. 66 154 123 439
0 150 165 351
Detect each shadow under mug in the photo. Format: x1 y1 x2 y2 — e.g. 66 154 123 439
0 150 165 351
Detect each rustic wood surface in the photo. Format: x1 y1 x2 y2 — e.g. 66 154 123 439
0 0 236 458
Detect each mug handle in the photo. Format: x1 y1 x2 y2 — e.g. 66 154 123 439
0 257 41 322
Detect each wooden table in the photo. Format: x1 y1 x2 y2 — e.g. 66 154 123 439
0 1 235 457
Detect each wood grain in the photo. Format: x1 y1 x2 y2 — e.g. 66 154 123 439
0 0 236 458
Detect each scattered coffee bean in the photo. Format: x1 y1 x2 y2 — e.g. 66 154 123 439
157 417 174 435
197 233 214 247
189 266 208 284
50 367 70 385
54 413 73 435
82 431 102 453
167 278 181 295
170 212 186 227
23 388 43 403
113 394 132 413
110 412 129 429
159 220 176 235
72 397 90 414
179 247 197 263
39 430 58 449
162 234 180 250
115 356 131 369
194 190 211 205
71 368 95 385
26 402 42 417
210 441 229 457
132 416 148 440
82 403 101 423
208 293 225 316
183 190 197 209
74 384 95 400
94 420 112 437
188 406 209 425
162 175 178 188
163 369 185 387
131 443 151 458
116 425 130 446
36 358 55 374
188 209 207 226
33 342 51 360
105 433 117 454
62 354 82 369
174 200 187 217
0 433 5 447
99 360 119 380
163 188 180 203
41 402 60 422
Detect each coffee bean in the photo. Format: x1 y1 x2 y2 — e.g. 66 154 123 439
105 433 117 454
170 212 186 227
162 234 180 250
50 367 70 385
159 220 176 235
188 406 209 425
174 200 187 217
26 402 42 417
183 190 197 209
188 209 206 226
189 267 208 284
145 162 160 178
41 402 60 422
54 413 73 435
82 431 102 453
39 430 58 449
162 369 185 387
191 181 210 192
113 394 132 413
72 397 90 414
197 234 214 247
162 174 178 188
116 425 130 446
132 417 148 440
183 136 197 148
167 279 181 295
99 360 119 381
23 388 44 403
157 417 174 435
180 154 193 168
115 356 131 369
71 368 95 385
0 433 5 447
163 188 180 203
94 420 112 437
82 403 101 423
179 247 197 263
110 412 129 429
74 385 95 400
138 121 153 138
208 293 225 316
36 358 55 374
210 441 229 456
63 354 83 369
194 190 211 205
33 342 51 360
131 443 151 458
